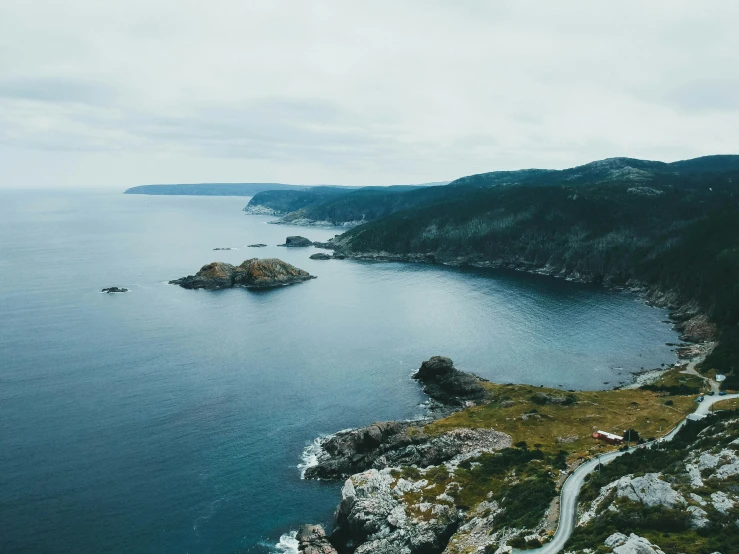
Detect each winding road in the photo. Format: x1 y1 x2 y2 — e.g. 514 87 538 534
520 393 739 554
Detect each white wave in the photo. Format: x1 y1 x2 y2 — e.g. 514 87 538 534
298 436 326 479
273 530 299 553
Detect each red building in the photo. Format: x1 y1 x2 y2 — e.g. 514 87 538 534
593 430 624 444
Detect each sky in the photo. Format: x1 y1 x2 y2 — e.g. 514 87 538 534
1 1 738 189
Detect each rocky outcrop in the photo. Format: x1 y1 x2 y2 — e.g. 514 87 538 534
613 473 686 508
303 357 504 480
603 532 666 554
296 524 338 554
330 469 461 554
310 252 332 260
413 356 490 407
247 244 267 247
304 423 510 480
312 240 342 250
213 247 234 250
280 236 313 247
101 287 128 293
169 258 315 289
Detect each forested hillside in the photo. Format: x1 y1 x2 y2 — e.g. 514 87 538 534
333 156 739 381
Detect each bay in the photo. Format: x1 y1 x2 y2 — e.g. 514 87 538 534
0 191 677 553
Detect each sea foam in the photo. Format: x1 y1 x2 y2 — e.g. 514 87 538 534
273 530 299 553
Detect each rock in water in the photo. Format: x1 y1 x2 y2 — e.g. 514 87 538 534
101 287 129 293
310 252 332 260
296 524 338 554
169 258 315 290
413 356 490 406
247 244 267 248
280 236 313 247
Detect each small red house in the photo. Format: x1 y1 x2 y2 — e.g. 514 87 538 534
593 430 624 444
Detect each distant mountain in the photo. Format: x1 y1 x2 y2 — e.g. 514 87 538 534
243 182 451 224
125 181 449 198
124 183 339 196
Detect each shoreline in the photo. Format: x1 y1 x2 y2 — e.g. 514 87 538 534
281 253 718 554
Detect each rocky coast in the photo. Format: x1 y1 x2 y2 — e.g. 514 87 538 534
296 357 512 554
293 343 727 553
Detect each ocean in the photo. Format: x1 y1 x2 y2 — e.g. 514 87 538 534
0 191 677 553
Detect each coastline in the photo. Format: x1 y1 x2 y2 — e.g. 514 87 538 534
279 251 718 554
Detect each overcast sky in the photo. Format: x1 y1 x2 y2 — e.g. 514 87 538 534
1 1 738 189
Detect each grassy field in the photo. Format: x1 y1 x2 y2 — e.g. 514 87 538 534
652 367 706 390
714 397 739 411
425 375 697 462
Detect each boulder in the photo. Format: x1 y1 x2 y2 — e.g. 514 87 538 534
247 244 267 247
296 524 338 554
310 252 332 260
101 287 128 293
170 258 315 290
280 236 313 247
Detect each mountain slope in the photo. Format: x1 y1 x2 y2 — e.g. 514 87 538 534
332 156 739 380
244 182 452 224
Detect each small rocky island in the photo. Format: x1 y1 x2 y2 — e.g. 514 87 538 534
169 258 315 290
101 287 128 293
279 235 313 247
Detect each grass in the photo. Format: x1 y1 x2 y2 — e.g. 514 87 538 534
649 367 706 391
713 397 739 411
425 377 696 462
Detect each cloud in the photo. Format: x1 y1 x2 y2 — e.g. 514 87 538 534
0 77 114 105
1 1 739 188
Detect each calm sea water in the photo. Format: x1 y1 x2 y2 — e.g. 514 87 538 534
0 191 677 553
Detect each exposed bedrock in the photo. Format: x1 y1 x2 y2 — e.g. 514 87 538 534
412 356 490 407
303 357 501 480
280 235 313 247
169 258 315 290
296 524 338 554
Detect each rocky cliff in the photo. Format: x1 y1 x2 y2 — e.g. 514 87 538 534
169 258 315 289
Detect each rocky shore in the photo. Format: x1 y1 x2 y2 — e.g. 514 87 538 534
328 249 717 345
297 357 511 553
287 253 720 554
169 258 315 290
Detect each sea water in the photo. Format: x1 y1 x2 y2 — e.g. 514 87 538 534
0 191 678 553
